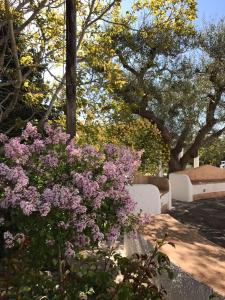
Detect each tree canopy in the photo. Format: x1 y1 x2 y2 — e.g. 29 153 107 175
3 0 225 172
84 13 225 171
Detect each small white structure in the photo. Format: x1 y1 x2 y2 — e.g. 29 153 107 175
193 156 200 168
126 184 161 214
126 174 172 214
169 165 225 202
220 161 225 168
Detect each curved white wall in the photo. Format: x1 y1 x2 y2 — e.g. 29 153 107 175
126 184 161 215
169 174 193 202
161 191 172 210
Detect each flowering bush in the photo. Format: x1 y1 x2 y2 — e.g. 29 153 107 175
0 123 144 250
0 123 151 298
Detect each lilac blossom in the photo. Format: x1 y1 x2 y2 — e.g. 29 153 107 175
72 172 100 199
65 241 75 259
4 137 30 164
39 202 51 216
20 201 36 215
82 145 100 158
0 133 8 143
46 239 55 246
1 187 22 208
58 221 70 229
21 122 40 140
0 163 10 177
4 231 14 248
7 166 29 191
41 153 59 168
0 122 143 253
30 139 45 152
107 226 120 246
66 142 82 162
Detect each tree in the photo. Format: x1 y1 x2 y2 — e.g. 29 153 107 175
65 0 124 138
0 0 122 136
200 137 225 167
78 116 170 174
83 6 225 172
66 0 77 138
0 0 64 135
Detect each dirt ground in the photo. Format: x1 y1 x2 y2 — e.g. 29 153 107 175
168 198 225 248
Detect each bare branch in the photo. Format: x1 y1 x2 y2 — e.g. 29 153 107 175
77 0 117 51
46 68 65 83
86 0 117 28
5 0 22 88
0 92 15 106
17 0 48 32
5 112 36 134
40 73 66 127
77 0 96 50
0 90 20 122
16 0 30 10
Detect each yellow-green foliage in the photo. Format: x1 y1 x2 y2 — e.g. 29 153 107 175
83 0 197 95
78 118 170 175
200 138 225 167
133 0 196 33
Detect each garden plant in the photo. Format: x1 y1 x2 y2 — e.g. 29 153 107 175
0 123 172 299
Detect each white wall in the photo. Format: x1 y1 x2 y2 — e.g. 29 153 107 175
169 174 193 202
193 182 225 195
126 184 161 215
161 188 172 210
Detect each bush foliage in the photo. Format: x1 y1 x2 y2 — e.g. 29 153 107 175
0 123 172 299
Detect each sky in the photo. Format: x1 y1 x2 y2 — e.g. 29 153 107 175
197 0 225 24
122 0 225 25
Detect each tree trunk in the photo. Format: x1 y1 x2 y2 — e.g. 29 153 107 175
168 148 189 173
168 147 200 173
168 155 183 173
66 0 77 138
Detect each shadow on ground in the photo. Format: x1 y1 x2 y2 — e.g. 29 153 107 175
169 198 225 248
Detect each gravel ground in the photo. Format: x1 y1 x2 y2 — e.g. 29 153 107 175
168 198 225 248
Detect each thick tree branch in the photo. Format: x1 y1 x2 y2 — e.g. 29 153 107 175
132 107 172 144
115 49 138 76
180 90 222 165
172 124 191 156
203 126 225 146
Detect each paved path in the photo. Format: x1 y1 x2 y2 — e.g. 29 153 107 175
169 198 225 248
141 214 225 297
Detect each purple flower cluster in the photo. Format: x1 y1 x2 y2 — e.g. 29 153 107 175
4 231 14 248
21 122 39 140
4 138 30 164
41 153 59 168
3 231 25 248
0 122 142 255
0 164 28 193
65 241 75 259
